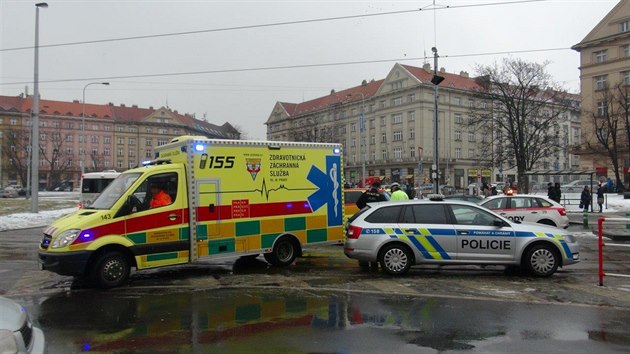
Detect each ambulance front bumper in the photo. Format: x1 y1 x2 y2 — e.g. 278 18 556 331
38 250 93 276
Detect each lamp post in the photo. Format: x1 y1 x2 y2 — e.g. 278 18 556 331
30 2 47 213
430 47 444 194
81 82 109 174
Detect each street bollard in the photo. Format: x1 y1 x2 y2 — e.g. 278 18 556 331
583 211 589 229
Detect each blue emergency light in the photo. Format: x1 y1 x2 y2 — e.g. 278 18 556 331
195 144 205 152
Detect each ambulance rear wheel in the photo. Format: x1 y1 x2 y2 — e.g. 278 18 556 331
92 251 130 288
524 244 558 277
380 244 412 275
264 238 298 266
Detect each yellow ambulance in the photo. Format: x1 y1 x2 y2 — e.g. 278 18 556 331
38 136 344 287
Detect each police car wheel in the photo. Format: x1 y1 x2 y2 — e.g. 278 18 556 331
264 237 298 267
92 251 130 288
380 244 412 275
524 244 558 277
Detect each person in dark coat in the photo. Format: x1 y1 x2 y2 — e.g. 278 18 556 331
356 181 387 209
596 184 605 213
580 186 592 212
547 182 554 200
550 182 562 203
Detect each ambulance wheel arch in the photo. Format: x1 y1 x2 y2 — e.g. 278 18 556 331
88 245 135 288
263 234 302 267
520 241 561 277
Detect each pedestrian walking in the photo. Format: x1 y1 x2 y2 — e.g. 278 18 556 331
550 182 562 203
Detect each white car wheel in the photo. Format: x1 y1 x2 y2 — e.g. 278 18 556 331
380 244 411 275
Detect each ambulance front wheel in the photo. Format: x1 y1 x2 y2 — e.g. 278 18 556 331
264 237 298 266
92 251 131 288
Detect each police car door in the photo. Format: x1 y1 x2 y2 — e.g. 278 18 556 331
398 204 456 262
449 204 515 262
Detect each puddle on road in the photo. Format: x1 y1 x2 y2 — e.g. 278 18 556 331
31 288 630 353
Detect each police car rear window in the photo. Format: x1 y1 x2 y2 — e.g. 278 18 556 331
365 205 403 223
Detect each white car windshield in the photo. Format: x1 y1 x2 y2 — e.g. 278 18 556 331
88 173 142 210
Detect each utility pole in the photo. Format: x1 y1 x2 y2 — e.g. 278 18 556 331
430 47 444 194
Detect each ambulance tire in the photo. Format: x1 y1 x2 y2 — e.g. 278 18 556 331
523 244 559 277
379 243 412 275
264 237 298 266
92 251 130 288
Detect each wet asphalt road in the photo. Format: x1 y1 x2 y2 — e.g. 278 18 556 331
1 224 630 353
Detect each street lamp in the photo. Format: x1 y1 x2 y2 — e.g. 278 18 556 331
81 82 109 174
30 2 48 213
430 47 445 194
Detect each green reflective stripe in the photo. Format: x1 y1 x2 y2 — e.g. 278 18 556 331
236 221 260 236
307 229 327 243
285 217 306 231
147 252 178 262
262 233 279 249
127 232 146 244
179 227 190 240
196 225 208 240
209 239 235 254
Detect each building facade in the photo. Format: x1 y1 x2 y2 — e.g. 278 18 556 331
265 63 581 190
572 0 630 185
0 94 240 189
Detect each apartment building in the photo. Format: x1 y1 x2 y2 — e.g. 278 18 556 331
0 94 240 189
572 0 630 184
266 63 581 190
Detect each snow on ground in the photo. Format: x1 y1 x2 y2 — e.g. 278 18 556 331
2 192 630 232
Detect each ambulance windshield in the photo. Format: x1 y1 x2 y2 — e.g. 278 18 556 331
88 173 142 210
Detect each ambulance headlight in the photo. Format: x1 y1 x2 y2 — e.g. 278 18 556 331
51 229 81 248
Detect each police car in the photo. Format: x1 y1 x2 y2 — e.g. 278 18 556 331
478 195 569 228
344 196 580 276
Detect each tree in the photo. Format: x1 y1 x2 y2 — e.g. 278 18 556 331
39 127 76 190
584 82 630 191
467 58 574 193
2 128 31 187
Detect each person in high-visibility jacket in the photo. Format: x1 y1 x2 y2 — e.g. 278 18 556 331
390 183 409 201
150 183 172 208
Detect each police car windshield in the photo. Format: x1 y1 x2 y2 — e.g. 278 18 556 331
88 173 141 210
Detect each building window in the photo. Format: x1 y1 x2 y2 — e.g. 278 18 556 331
129 127 137 133
158 139 168 146
104 125 111 131
454 113 463 124
104 148 110 156
408 93 416 102
128 138 136 145
91 135 98 143
52 121 61 128
621 21 629 33
381 132 387 143
392 113 402 124
159 129 168 134
454 97 461 105
351 123 356 132
104 136 111 144
623 44 630 58
92 124 99 130
393 97 402 106
623 71 630 85
382 149 387 160
455 148 461 159
146 151 152 158
117 137 123 145
380 116 386 126
468 99 474 108
408 111 415 121
594 50 607 63
468 148 475 159
66 135 73 142
455 130 461 141
597 101 607 116
594 75 607 90
410 147 415 158
117 160 123 168
146 127 153 133
351 138 356 147
369 119 375 129
79 147 85 156
393 147 402 159
393 131 402 141
117 148 123 156
146 138 153 146
91 148 98 156
409 128 415 139
9 118 17 125
468 131 476 142
128 150 135 157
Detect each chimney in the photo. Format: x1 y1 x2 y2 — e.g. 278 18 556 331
132 104 138 108
73 100 80 103
108 102 114 106
440 67 446 73
460 71 469 78
330 89 336 96
149 106 154 110
24 86 29 97
361 79 368 86
120 103 126 107
174 110 178 114
422 63 431 72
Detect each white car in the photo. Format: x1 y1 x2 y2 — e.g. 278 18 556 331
344 196 580 276
0 297 45 354
478 195 569 228
560 180 594 193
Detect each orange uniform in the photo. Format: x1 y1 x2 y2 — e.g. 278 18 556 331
150 190 172 208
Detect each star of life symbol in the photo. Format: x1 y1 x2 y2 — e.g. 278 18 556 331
246 158 261 181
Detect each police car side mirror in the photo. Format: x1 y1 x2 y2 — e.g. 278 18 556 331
494 218 509 227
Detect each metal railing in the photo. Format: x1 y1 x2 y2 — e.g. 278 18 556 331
597 217 630 286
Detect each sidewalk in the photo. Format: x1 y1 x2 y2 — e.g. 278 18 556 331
567 210 630 240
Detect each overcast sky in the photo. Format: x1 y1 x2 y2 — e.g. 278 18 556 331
0 0 618 139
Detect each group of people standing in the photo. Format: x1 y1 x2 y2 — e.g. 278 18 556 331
548 181 606 213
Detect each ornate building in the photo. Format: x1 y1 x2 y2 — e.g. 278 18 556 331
0 94 239 189
266 63 581 190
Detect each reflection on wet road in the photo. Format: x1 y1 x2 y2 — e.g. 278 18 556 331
32 288 630 353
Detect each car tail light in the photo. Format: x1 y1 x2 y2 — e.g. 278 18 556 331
347 225 363 239
557 207 566 216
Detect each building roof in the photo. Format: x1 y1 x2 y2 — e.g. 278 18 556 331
572 0 630 50
400 64 482 91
